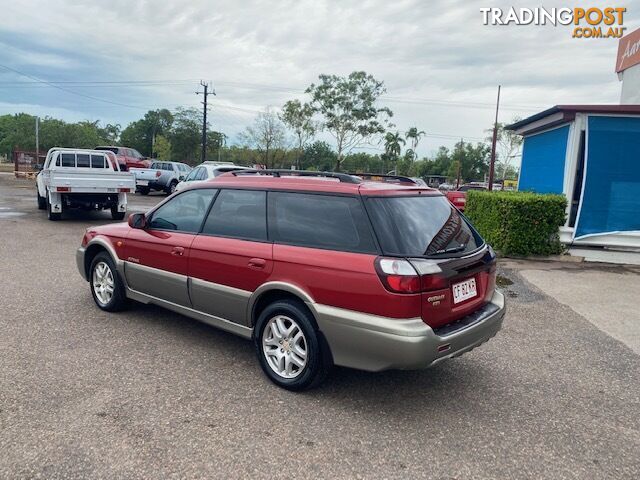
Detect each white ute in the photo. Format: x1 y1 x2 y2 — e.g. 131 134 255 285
36 148 136 221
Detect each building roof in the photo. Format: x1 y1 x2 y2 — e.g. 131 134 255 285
506 105 640 135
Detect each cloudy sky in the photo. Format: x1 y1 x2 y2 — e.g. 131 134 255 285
0 0 637 158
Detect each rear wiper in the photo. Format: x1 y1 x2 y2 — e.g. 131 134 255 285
429 245 466 255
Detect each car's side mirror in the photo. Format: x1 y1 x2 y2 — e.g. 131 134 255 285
128 213 147 229
179 175 185 181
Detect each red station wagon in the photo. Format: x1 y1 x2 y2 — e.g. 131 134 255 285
76 170 506 390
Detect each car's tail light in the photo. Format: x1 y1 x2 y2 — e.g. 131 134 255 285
118 188 130 193
409 259 448 292
375 258 421 294
155 170 162 177
56 186 70 192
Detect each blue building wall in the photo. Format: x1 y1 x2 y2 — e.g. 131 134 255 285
518 125 570 194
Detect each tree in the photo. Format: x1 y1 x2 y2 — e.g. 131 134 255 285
383 131 405 173
405 127 425 161
280 100 315 169
207 131 227 162
239 109 288 168
300 141 337 171
154 135 172 160
120 109 173 157
305 71 392 171
169 107 201 164
485 119 523 181
447 141 490 182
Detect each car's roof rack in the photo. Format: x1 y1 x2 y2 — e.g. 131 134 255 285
230 169 362 184
348 173 417 184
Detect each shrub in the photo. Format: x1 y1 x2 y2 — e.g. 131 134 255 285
464 191 567 256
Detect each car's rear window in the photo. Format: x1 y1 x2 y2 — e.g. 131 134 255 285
366 195 483 257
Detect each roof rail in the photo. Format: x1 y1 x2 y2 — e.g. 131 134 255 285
348 173 417 184
230 169 362 184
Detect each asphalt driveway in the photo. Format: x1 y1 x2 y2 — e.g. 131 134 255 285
0 174 638 479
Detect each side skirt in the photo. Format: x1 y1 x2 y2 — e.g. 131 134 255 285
125 287 253 339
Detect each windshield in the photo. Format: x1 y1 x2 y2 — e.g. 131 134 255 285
366 195 483 257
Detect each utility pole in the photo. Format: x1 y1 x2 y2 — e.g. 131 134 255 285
488 85 501 191
196 80 215 163
35 116 39 165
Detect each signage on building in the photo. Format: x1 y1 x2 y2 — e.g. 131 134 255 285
616 27 640 72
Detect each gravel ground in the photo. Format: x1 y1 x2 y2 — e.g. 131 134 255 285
0 175 638 479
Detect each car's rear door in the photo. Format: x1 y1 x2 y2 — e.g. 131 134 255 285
124 188 217 306
188 189 272 326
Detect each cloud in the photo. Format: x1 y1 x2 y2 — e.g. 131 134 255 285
0 0 637 156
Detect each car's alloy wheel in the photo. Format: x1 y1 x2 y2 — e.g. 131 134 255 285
262 315 308 379
92 261 115 306
89 252 127 312
254 299 331 390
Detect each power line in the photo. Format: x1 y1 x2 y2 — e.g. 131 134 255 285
0 64 157 110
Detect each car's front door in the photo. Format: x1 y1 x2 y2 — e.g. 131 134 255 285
188 189 273 326
124 188 217 306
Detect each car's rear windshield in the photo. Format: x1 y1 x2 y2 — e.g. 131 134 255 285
366 195 483 257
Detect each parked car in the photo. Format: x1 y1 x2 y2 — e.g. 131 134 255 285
94 146 151 171
444 184 487 211
36 148 135 221
175 162 252 192
129 161 192 195
76 169 505 390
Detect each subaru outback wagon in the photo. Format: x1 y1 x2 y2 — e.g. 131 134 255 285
77 170 505 390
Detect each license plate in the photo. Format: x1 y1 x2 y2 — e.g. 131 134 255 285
452 278 477 304
137 180 149 186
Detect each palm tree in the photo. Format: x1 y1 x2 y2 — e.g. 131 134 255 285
384 131 405 174
405 127 426 161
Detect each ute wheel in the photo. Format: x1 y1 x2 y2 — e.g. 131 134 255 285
47 198 62 221
254 299 331 391
90 252 127 311
111 206 126 221
165 181 177 195
138 187 150 195
37 190 46 210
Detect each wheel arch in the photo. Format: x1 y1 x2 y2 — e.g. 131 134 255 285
83 237 120 280
247 282 318 329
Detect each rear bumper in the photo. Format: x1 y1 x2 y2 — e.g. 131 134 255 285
314 290 505 372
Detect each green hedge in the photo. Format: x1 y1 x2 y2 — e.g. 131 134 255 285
464 191 567 256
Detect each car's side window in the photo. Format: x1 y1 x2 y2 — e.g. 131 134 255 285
148 189 217 232
76 154 90 168
90 155 106 168
201 189 267 241
61 153 75 167
185 168 199 182
268 192 377 253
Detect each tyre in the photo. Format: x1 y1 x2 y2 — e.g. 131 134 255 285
165 181 177 195
36 190 46 210
111 206 126 221
254 299 331 391
46 198 62 221
89 252 127 312
138 187 150 195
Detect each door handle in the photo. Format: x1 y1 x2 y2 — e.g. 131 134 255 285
171 246 185 256
248 258 266 269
